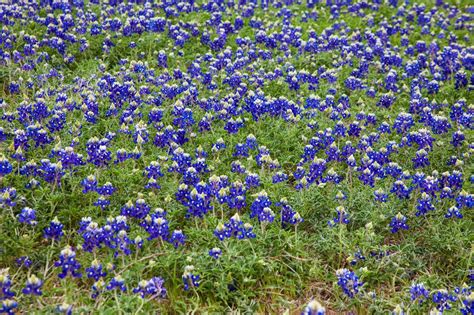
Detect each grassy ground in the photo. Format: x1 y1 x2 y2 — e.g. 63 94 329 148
0 0 473 314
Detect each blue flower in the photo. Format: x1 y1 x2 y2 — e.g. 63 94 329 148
0 157 13 176
133 277 167 299
432 289 457 312
44 217 64 240
56 303 73 315
250 191 274 223
18 207 37 225
328 206 350 227
0 273 15 299
277 198 303 227
15 256 32 268
415 193 435 216
389 213 409 233
86 260 107 281
445 206 463 219
301 299 325 315
81 175 97 193
374 189 388 203
336 269 363 298
169 230 186 248
107 276 127 292
0 299 17 315
410 283 430 304
91 280 106 299
141 215 169 241
209 248 222 259
54 246 82 279
182 265 200 291
22 275 43 296
214 223 231 241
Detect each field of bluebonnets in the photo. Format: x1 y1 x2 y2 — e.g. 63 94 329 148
0 0 473 313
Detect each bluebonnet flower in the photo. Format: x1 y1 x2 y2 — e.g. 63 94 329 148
432 289 457 312
391 180 411 199
240 223 257 239
224 117 244 134
250 191 274 223
222 213 256 240
440 187 454 199
459 291 474 315
91 279 106 299
348 250 366 266
169 230 186 248
410 283 430 304
185 188 213 218
121 199 150 219
145 161 164 179
55 246 82 278
94 196 110 210
81 175 97 193
234 143 250 158
113 230 133 257
445 206 462 219
44 217 64 240
245 173 260 189
114 149 132 164
86 138 112 167
374 189 388 203
377 93 396 108
18 207 37 225
393 113 414 134
456 191 473 209
212 138 226 152
182 265 200 291
447 171 463 191
246 134 258 149
0 299 17 315
86 260 107 281
301 299 325 315
214 223 231 241
145 177 161 190
97 182 116 196
277 198 303 227
133 277 167 299
107 276 127 292
451 130 465 147
22 275 42 295
336 269 363 298
38 160 65 185
56 303 73 315
389 213 409 233
141 215 169 241
16 256 32 268
228 181 247 211
0 157 13 176
328 206 350 227
231 161 246 173
308 158 328 184
209 248 222 259
1 187 18 208
416 193 435 216
55 147 85 169
157 50 168 68
183 167 200 185
0 273 15 299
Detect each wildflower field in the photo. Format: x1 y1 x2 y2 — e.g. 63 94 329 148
0 0 473 313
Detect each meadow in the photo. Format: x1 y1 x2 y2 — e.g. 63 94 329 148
0 0 473 313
